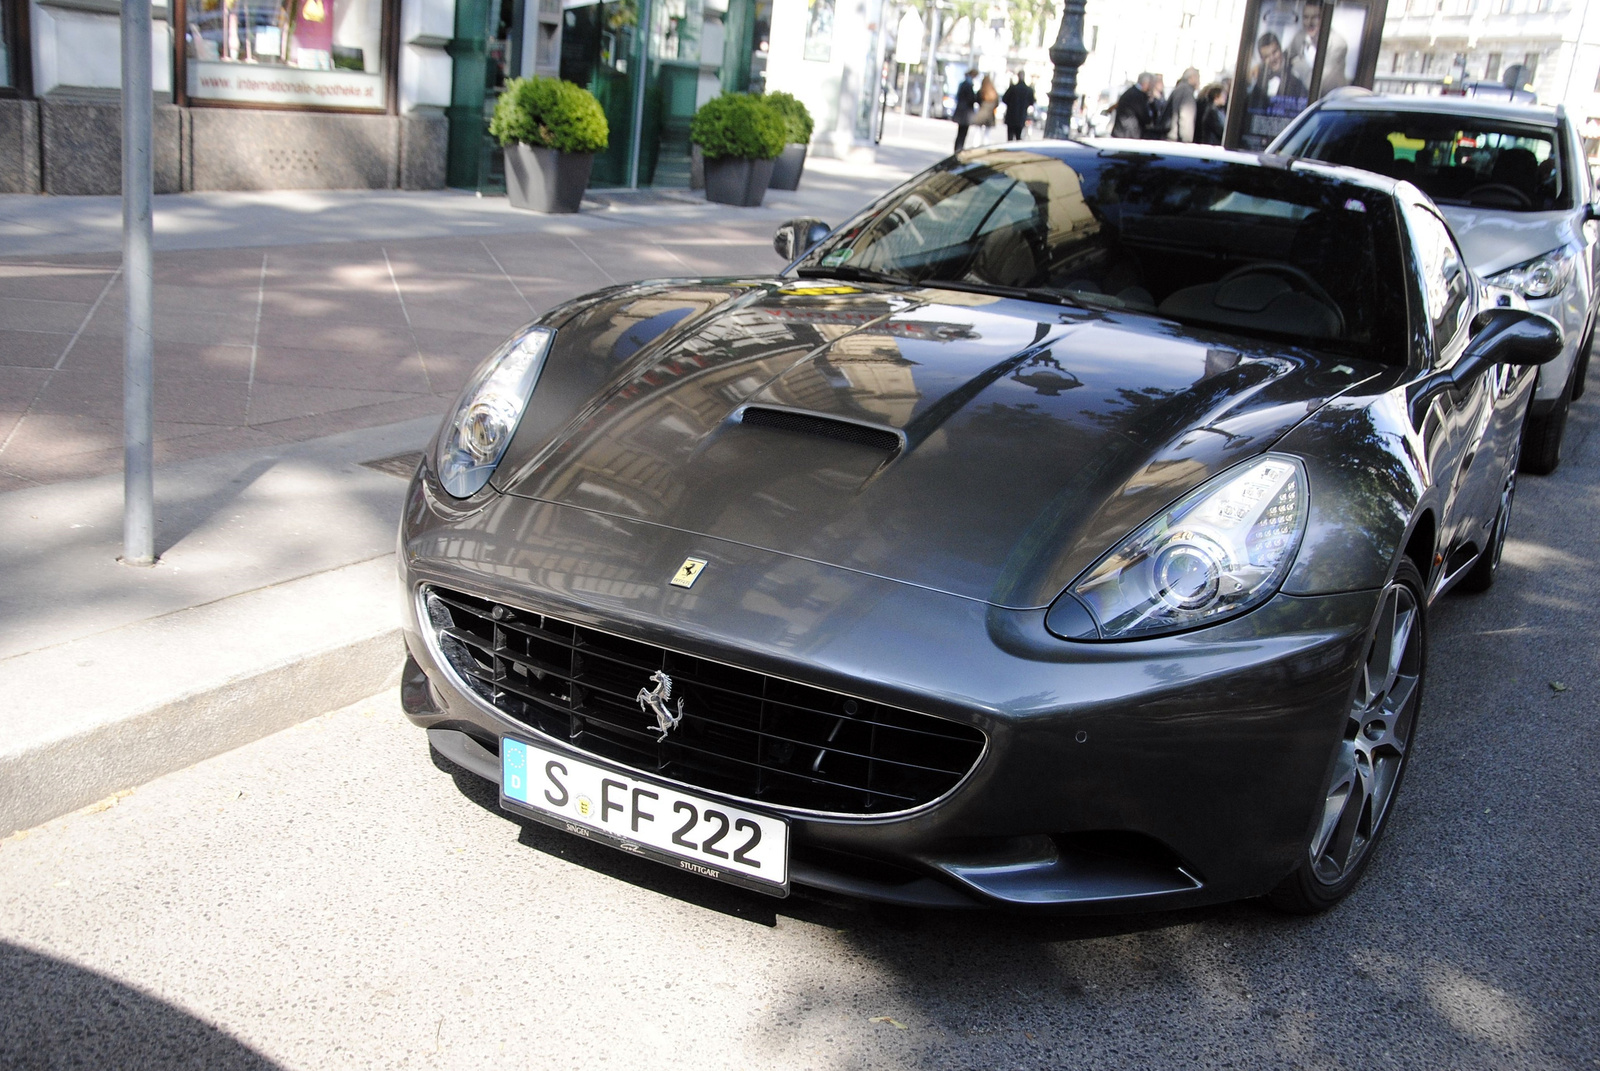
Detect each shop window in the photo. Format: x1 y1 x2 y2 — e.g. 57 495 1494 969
1 0 30 96
181 0 391 110
0 0 12 91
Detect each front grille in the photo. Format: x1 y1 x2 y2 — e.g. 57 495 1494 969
422 585 986 816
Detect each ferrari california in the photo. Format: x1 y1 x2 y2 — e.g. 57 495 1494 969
397 141 1560 913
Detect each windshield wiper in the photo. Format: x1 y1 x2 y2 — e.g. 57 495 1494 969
794 265 915 286
916 278 1092 311
796 266 1092 311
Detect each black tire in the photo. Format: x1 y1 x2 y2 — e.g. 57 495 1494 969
1519 390 1569 476
1268 558 1426 914
1572 321 1593 401
1460 420 1522 594
1458 468 1514 594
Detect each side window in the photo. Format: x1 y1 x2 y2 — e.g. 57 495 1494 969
1403 202 1469 356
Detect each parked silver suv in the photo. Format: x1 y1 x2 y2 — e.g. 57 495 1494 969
1271 90 1595 473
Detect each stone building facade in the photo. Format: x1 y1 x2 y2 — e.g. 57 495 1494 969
0 0 545 194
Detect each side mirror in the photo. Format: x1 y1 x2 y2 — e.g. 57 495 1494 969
1464 306 1563 368
773 218 831 262
1410 308 1562 423
1585 200 1600 222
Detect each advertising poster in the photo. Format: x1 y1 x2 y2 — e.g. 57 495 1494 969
804 0 834 63
1239 0 1369 150
1241 0 1311 150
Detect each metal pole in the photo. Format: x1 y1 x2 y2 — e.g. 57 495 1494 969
921 4 940 118
122 0 155 565
1044 0 1088 141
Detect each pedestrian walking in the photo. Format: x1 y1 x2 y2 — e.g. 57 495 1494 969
1108 73 1152 138
1166 67 1200 143
975 74 1000 145
952 68 978 151
1002 72 1035 142
1196 83 1227 144
1142 73 1170 140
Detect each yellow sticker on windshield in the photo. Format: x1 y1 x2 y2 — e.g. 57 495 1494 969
785 285 863 295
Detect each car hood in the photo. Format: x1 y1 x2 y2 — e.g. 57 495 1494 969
498 282 1377 609
1436 205 1576 276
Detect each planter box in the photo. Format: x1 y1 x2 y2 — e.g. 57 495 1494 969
504 143 593 214
690 145 704 190
768 144 808 191
703 156 776 207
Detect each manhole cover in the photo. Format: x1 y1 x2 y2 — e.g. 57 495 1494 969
361 451 424 479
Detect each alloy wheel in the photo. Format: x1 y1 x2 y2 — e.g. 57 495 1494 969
1308 579 1421 886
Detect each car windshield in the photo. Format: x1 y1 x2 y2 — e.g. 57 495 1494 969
798 149 1406 361
1276 109 1568 212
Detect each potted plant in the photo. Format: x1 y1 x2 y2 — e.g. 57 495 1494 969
764 92 814 191
688 93 787 207
489 76 609 214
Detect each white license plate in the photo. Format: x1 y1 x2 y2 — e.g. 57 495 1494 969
500 737 790 896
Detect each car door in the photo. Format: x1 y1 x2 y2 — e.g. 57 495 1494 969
1401 198 1501 582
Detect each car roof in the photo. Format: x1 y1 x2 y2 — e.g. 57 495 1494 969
1312 91 1559 128
1021 138 1406 197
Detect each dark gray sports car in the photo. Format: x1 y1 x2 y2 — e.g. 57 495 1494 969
397 142 1560 913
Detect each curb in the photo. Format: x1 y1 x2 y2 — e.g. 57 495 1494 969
0 558 404 836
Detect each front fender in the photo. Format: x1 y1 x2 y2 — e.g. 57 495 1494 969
1279 390 1430 595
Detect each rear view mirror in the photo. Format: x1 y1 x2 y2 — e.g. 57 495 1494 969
1465 307 1563 367
774 218 832 262
1411 308 1562 423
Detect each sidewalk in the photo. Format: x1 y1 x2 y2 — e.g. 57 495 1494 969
0 142 946 835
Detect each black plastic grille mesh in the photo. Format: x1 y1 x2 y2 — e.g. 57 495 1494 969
740 407 902 454
423 585 985 816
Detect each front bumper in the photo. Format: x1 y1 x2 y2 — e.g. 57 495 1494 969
399 479 1380 912
1528 288 1588 405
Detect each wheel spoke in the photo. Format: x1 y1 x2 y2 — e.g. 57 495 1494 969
1382 603 1416 698
1321 762 1371 878
1310 748 1357 865
1366 591 1398 701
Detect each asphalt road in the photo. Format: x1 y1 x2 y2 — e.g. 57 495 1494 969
1 397 1596 1071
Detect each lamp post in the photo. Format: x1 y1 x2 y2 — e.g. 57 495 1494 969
1044 0 1089 141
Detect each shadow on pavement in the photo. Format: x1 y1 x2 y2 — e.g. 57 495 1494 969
0 939 283 1070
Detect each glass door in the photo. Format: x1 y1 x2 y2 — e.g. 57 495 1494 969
447 0 524 190
561 0 642 187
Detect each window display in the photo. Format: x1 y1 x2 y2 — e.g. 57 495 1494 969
1 0 13 89
184 0 388 109
1236 0 1373 150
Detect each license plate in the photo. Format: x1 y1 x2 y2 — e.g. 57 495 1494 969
500 737 790 897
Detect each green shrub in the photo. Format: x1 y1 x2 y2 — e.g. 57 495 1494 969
490 76 609 155
763 91 814 145
689 93 787 161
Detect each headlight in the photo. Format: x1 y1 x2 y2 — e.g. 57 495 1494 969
434 326 554 498
1486 246 1577 300
1051 455 1308 641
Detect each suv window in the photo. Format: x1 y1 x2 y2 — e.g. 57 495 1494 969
1401 202 1470 355
1278 108 1569 212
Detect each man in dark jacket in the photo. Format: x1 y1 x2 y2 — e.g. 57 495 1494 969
1001 72 1035 141
1109 73 1152 138
952 69 978 151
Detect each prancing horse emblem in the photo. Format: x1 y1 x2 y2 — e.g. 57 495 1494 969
636 670 685 740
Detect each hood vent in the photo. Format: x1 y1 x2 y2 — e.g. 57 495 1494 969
741 406 902 454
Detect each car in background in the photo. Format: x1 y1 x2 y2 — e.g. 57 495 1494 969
398 142 1560 915
1443 81 1538 106
1270 90 1596 473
